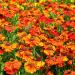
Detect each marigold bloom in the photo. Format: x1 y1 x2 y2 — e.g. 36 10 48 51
4 60 21 75
47 71 54 75
24 61 38 74
24 61 45 74
1 42 18 52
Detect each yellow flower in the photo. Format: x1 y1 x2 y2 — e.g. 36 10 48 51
16 50 34 61
1 42 18 52
71 5 75 8
11 43 18 49
34 3 40 7
44 50 54 56
17 32 26 37
24 61 38 74
63 56 68 62
24 60 45 74
39 42 44 46
36 61 45 68
43 10 49 17
39 0 47 3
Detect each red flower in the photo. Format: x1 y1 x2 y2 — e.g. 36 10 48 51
5 26 13 32
21 18 29 25
45 18 54 24
51 30 59 36
0 49 4 55
29 26 40 36
5 13 13 18
68 33 75 41
19 0 26 4
39 15 47 22
64 10 71 16
66 21 75 28
12 0 17 2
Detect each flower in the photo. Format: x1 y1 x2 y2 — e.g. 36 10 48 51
1 42 18 52
24 60 45 74
16 50 34 61
64 70 75 75
47 71 54 75
4 60 21 75
0 49 4 55
24 61 38 74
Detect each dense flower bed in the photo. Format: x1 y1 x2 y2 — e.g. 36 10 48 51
0 0 75 75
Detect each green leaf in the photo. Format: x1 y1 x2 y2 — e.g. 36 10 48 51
58 8 63 13
52 0 56 2
44 30 55 38
64 0 71 4
67 26 72 31
57 25 63 34
19 67 25 75
49 12 57 19
2 49 18 62
27 0 37 2
64 15 70 21
73 29 75 32
6 13 19 25
1 29 8 36
49 22 56 26
23 24 32 33
0 56 2 61
36 5 44 12
32 46 42 58
51 66 64 75
0 62 4 75
1 29 19 43
57 68 63 75
40 22 46 30
32 46 46 61
57 0 62 4
36 70 43 75
21 5 28 10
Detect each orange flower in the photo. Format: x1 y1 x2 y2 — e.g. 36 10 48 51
67 60 72 65
24 60 45 74
47 71 54 75
4 60 21 75
24 61 38 74
64 70 75 75
16 50 34 61
1 42 18 52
